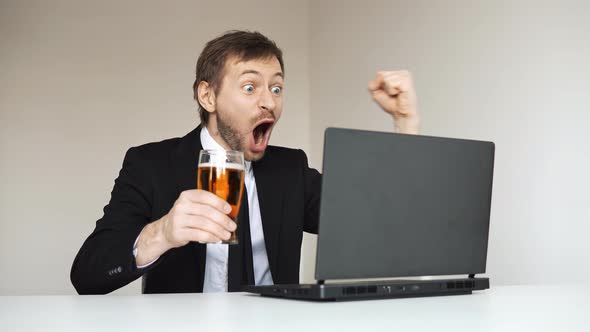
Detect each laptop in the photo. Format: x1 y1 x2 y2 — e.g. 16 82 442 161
246 128 495 301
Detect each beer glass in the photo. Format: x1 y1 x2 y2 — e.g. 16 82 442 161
197 150 245 244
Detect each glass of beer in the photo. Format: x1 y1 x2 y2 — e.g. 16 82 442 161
197 150 245 245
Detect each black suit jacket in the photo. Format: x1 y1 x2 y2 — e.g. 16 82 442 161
71 126 321 294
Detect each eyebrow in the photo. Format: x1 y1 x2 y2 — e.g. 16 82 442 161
239 70 284 79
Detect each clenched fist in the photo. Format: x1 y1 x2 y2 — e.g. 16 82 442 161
368 70 420 134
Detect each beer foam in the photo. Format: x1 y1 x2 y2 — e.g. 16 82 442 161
199 162 245 170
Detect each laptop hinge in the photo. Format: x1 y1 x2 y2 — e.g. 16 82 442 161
317 280 325 285
468 274 475 279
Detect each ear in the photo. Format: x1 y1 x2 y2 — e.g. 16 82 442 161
197 81 216 113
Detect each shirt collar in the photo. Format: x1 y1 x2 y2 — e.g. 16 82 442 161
200 126 252 173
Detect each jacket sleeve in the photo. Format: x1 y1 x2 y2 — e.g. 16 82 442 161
70 147 158 294
300 149 321 234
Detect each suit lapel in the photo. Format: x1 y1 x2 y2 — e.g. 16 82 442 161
172 125 203 193
252 153 284 280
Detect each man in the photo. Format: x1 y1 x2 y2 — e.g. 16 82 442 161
71 30 420 294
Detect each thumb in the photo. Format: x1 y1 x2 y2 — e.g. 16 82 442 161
371 90 397 113
368 77 384 92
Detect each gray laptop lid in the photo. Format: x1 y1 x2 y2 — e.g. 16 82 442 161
315 128 495 280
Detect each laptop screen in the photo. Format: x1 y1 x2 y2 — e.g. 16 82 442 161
315 128 494 280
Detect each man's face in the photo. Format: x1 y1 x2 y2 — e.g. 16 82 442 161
210 56 284 161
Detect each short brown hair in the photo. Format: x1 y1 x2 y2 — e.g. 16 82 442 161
193 30 284 125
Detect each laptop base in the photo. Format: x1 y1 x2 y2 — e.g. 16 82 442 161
245 277 489 301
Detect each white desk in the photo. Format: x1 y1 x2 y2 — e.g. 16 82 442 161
1 284 588 331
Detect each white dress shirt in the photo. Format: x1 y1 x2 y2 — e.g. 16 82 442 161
200 126 274 292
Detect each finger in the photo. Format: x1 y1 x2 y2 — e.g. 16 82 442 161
371 90 398 113
382 78 403 96
370 71 408 92
179 202 236 232
183 227 224 244
387 71 414 91
368 76 384 91
180 189 232 214
384 76 414 96
369 70 391 91
181 215 231 241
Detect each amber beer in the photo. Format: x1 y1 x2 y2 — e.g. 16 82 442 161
197 151 245 244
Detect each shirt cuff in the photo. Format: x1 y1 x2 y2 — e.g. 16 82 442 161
133 234 159 269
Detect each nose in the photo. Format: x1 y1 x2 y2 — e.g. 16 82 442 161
258 88 276 112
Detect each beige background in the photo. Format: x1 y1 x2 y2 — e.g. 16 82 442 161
1 0 589 295
0 0 311 295
307 0 590 286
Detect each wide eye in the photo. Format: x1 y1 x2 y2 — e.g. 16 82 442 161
243 84 254 93
271 86 282 95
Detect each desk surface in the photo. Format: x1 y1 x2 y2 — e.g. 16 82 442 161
1 284 589 331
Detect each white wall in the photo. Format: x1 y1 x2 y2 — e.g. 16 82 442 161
0 0 310 295
309 0 590 285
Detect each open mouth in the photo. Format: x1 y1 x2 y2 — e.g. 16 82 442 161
251 119 274 151
250 118 275 153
